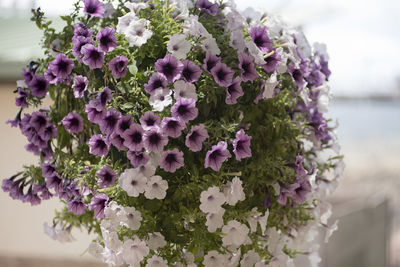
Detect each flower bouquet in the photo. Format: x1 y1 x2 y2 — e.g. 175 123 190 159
3 0 343 266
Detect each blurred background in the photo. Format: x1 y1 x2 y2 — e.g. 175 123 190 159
0 0 399 266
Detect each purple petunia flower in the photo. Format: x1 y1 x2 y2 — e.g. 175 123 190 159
25 143 40 155
96 165 117 188
127 150 150 168
171 97 198 123
108 56 128 79
238 52 258 82
89 193 109 218
62 112 84 134
249 26 272 54
181 60 202 83
85 100 106 124
185 124 209 152
73 23 93 39
41 162 56 179
139 111 161 130
97 27 117 53
48 53 74 80
83 0 105 18
99 108 121 136
161 117 186 138
72 36 94 61
204 141 231 171
29 111 49 132
160 149 184 173
28 74 49 98
22 68 34 85
291 178 311 204
263 49 281 73
143 127 168 153
81 44 105 69
144 73 168 95
122 123 144 151
15 88 28 108
95 87 113 110
116 114 134 135
289 65 306 90
45 172 62 192
44 69 57 84
68 199 86 215
225 77 244 105
319 55 331 79
89 134 110 156
38 124 57 141
203 51 221 73
210 62 234 87
195 0 218 16
41 146 55 161
232 129 252 161
72 75 89 98
109 132 126 151
154 54 183 83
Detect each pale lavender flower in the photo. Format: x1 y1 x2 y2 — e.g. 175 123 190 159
72 75 88 98
89 134 110 156
97 165 118 188
225 77 244 105
122 123 144 151
171 97 198 122
97 27 117 52
154 54 183 83
181 60 202 83
249 26 272 53
81 44 105 69
195 0 218 16
143 127 168 153
185 124 209 152
62 112 84 134
99 108 121 135
84 0 105 18
232 129 252 161
203 51 221 73
127 150 150 168
108 56 128 79
149 89 172 112
161 117 186 138
89 193 109 218
29 75 49 98
238 52 258 82
204 141 231 171
48 53 74 80
139 111 161 130
144 73 168 95
210 62 234 87
160 149 184 173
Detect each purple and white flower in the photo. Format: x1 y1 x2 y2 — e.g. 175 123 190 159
167 34 191 60
119 168 147 197
199 186 225 213
149 89 173 112
173 80 198 101
181 60 202 83
143 127 168 153
139 111 161 130
122 123 144 151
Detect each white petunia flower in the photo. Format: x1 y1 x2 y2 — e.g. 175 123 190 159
121 206 142 230
103 3 116 18
125 2 148 13
88 242 104 259
294 30 312 59
125 18 153 47
43 222 75 243
263 73 279 99
255 261 268 267
122 236 149 265
240 250 260 267
324 219 339 243
147 232 167 250
119 168 148 197
102 248 124 266
205 207 225 232
201 36 221 56
104 201 125 228
226 249 241 267
221 220 249 247
167 34 192 60
146 255 168 267
174 80 198 101
223 176 245 206
245 40 266 65
183 15 209 37
199 186 226 213
226 11 245 30
149 89 173 112
103 230 123 251
229 30 246 52
49 39 63 57
116 12 137 34
145 175 168 200
149 152 162 167
203 250 226 267
137 160 157 178
246 207 269 235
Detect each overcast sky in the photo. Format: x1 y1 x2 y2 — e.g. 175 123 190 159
1 0 399 97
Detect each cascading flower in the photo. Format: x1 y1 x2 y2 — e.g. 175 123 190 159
143 127 168 153
62 112 84 134
210 61 234 87
161 117 186 138
122 123 144 152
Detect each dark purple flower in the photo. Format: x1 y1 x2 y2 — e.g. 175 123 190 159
29 111 49 132
232 129 252 161
210 62 234 87
41 146 54 161
95 87 113 110
289 63 307 90
72 36 94 61
72 75 89 98
41 162 56 178
83 0 105 18
96 165 117 188
203 51 221 73
225 77 244 105
33 184 53 200
160 149 184 173
122 123 144 151
108 56 128 79
161 117 186 138
127 150 150 168
62 112 84 134
185 124 209 152
249 26 272 53
81 44 105 69
264 187 272 209
89 193 109 218
195 0 218 16
73 23 93 38
154 54 183 83
306 67 325 88
171 97 198 122
85 100 106 124
139 111 161 130
116 114 134 135
143 127 168 153
263 50 281 73
30 134 47 149
97 27 117 53
238 52 258 82
110 132 126 150
45 172 62 192
38 124 57 141
68 199 87 215
25 143 40 155
15 88 29 108
144 73 168 95
99 108 121 135
204 141 231 171
181 60 202 83
48 53 74 80
28 75 49 98
22 68 34 85
89 134 110 156
44 68 58 84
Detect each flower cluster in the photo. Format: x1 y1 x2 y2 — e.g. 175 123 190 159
2 0 343 266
